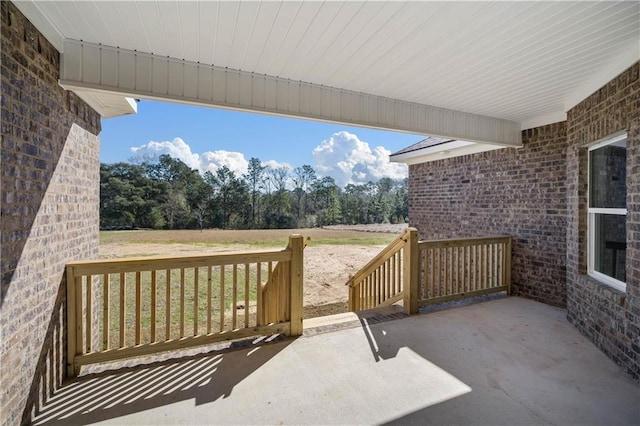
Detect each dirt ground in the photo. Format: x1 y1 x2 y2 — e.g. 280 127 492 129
99 224 407 318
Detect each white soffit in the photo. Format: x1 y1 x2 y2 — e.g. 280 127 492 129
71 90 137 119
15 1 640 129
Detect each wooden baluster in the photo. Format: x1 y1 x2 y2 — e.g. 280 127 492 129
482 244 487 290
245 264 250 328
86 275 92 353
180 268 185 338
398 251 402 295
445 247 450 296
437 247 442 298
470 244 474 291
453 247 459 295
165 269 171 341
268 262 275 323
119 272 126 348
207 265 212 334
219 265 225 332
281 261 290 323
135 272 141 345
151 270 157 343
364 276 369 309
489 244 497 287
482 243 487 290
505 238 512 294
390 253 396 297
194 267 199 336
103 274 109 351
376 267 381 305
386 258 391 301
256 263 262 326
232 264 238 330
370 275 374 309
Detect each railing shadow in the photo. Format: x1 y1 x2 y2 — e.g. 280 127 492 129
356 294 508 363
356 307 408 362
32 336 293 425
22 277 67 424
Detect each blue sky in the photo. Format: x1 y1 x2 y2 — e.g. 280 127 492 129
100 100 424 186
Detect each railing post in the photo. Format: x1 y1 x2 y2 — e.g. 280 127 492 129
66 265 78 378
289 235 304 336
348 275 355 311
403 228 419 315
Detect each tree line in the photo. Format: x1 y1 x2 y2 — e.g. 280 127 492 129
100 154 408 230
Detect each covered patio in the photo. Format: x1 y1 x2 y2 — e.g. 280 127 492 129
33 297 639 425
2 2 639 423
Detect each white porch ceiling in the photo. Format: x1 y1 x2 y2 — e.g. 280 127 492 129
15 1 640 132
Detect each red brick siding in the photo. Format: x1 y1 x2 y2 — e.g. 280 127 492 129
0 2 101 423
408 122 568 307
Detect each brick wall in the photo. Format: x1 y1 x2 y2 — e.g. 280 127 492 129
408 122 568 307
566 62 640 380
0 2 101 423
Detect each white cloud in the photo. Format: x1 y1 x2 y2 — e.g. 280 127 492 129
312 131 407 187
130 132 407 187
199 151 248 176
262 160 291 170
130 137 248 176
130 137 200 170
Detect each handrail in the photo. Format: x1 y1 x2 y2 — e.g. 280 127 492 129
68 249 291 275
419 235 511 248
346 229 409 287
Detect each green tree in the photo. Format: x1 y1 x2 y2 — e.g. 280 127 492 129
100 163 165 229
205 166 249 229
292 164 316 221
142 155 212 229
243 157 265 228
311 176 342 226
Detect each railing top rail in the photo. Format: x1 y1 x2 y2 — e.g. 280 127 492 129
67 248 292 277
346 228 414 287
419 235 511 248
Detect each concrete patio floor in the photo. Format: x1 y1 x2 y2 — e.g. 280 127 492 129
34 297 639 425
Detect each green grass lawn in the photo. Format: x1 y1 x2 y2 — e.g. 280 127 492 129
99 228 397 247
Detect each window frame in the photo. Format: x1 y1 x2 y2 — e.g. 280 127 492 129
587 132 627 292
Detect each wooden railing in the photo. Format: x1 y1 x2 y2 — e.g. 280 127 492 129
347 229 511 313
346 228 418 313
66 235 304 377
417 236 511 307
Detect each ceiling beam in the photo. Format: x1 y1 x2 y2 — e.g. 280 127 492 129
60 39 522 146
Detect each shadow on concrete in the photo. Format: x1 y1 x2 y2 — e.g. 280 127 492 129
30 298 640 425
32 337 293 425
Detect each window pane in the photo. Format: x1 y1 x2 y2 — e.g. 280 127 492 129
589 140 627 208
593 213 626 282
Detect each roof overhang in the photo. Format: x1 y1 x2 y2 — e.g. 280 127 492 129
13 1 640 142
59 39 522 147
390 140 508 165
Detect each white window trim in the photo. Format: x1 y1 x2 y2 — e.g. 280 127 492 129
586 133 627 292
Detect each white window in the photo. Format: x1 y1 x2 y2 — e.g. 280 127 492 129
588 132 627 292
